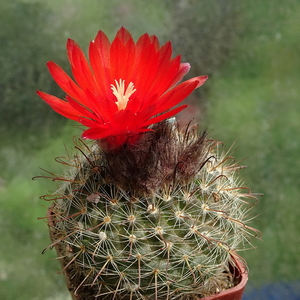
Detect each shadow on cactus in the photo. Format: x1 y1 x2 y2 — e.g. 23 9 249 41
35 28 261 300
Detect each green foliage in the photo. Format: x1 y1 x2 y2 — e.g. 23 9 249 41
0 1 68 145
0 132 75 300
206 0 300 284
166 0 244 77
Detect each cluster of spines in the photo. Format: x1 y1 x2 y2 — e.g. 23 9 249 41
39 125 260 300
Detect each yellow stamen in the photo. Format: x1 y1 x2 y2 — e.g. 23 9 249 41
111 79 136 110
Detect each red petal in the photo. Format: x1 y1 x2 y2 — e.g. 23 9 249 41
110 29 137 81
147 55 181 97
64 95 99 121
153 75 208 115
132 42 160 98
89 30 111 95
186 75 208 89
170 62 191 87
82 125 115 140
67 39 97 93
37 91 82 121
142 105 188 127
115 27 132 43
47 62 86 105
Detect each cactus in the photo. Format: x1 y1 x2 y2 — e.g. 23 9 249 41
37 28 259 300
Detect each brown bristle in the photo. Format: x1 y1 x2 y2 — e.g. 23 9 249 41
102 121 210 195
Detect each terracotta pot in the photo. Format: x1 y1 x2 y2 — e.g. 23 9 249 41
200 256 248 300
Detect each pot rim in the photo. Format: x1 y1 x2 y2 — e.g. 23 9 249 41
200 254 248 299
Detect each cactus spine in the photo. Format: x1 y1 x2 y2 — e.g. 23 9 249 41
43 121 258 300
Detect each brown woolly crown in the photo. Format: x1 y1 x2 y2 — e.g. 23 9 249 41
101 121 210 194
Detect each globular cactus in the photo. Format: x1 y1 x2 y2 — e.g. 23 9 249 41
37 28 259 300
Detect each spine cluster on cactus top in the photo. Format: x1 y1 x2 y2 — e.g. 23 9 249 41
41 122 259 300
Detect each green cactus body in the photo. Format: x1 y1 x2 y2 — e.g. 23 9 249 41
44 122 258 300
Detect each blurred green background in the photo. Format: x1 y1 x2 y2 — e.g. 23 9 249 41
0 0 299 299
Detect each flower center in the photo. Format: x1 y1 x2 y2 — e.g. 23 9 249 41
111 79 136 110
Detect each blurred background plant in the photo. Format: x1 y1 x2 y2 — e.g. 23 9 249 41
0 0 299 299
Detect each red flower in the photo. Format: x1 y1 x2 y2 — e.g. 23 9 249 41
37 27 207 148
